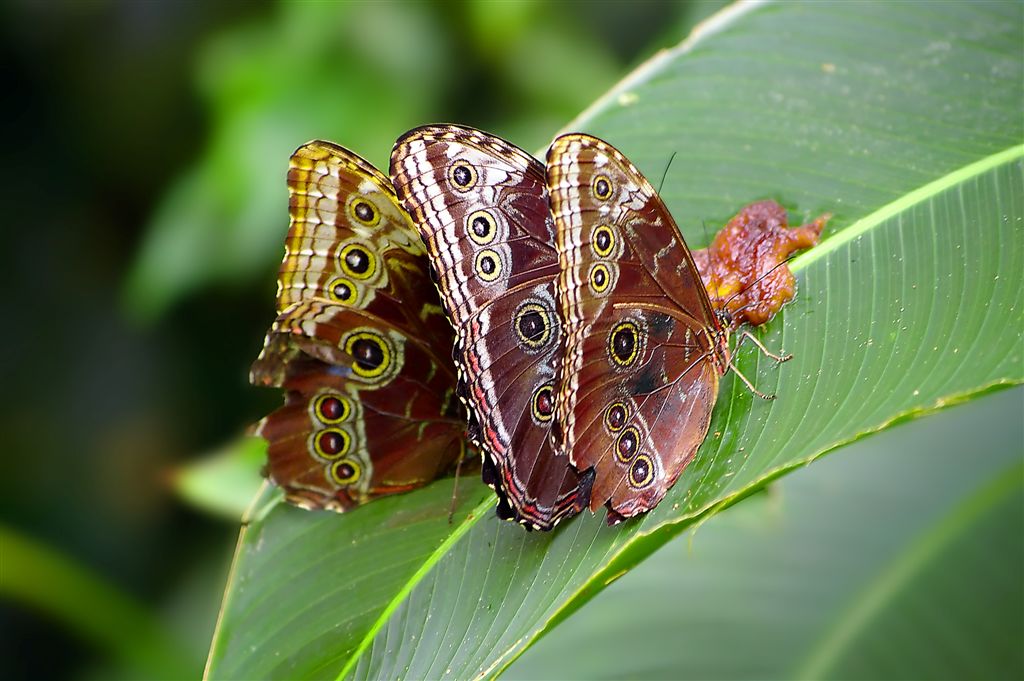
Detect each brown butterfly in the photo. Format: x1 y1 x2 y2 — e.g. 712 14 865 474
391 125 592 530
547 134 786 524
250 141 466 511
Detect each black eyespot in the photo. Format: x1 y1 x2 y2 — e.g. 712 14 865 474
353 201 375 223
593 224 615 257
351 337 384 372
345 248 370 274
333 281 353 301
449 162 477 190
590 263 611 293
453 165 471 186
617 427 639 462
334 462 355 480
466 210 497 245
629 454 654 488
474 249 502 282
605 403 627 431
612 325 637 364
519 311 545 342
593 175 612 200
514 302 552 350
472 216 490 237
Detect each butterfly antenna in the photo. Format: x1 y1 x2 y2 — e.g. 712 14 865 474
721 255 798 311
656 151 678 196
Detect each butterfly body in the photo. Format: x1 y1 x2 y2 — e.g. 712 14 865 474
547 134 731 523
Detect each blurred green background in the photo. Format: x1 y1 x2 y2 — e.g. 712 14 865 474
1 2 726 678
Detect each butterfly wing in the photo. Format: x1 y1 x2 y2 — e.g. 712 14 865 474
277 140 453 346
391 125 591 530
547 134 728 522
251 142 464 510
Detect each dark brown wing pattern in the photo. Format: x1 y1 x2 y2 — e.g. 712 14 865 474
547 134 730 523
391 125 591 530
251 141 465 511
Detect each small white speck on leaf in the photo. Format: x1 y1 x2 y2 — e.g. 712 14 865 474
618 91 638 106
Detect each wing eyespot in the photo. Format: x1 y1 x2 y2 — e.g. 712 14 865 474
312 428 351 459
344 331 391 379
327 277 358 304
514 301 552 350
314 394 351 424
474 248 502 282
448 161 478 192
531 383 555 423
348 197 380 227
592 174 613 201
467 209 497 245
589 263 611 294
628 453 655 489
604 402 628 432
616 426 640 463
608 319 643 368
329 458 362 485
592 224 615 257
339 243 376 280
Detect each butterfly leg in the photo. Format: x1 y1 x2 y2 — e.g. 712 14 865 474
729 361 777 401
447 446 466 524
737 329 792 364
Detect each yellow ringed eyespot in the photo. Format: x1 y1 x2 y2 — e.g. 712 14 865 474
616 426 640 463
344 332 390 379
531 383 555 423
313 428 351 459
628 453 655 488
592 174 613 200
348 197 380 226
515 302 551 349
467 210 497 245
339 243 376 280
592 224 615 257
448 161 477 191
327 277 358 304
608 320 641 367
475 249 502 282
604 402 628 432
589 263 611 293
314 394 350 424
330 458 361 485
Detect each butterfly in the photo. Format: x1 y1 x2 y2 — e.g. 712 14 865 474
390 125 592 530
250 141 467 511
546 134 786 524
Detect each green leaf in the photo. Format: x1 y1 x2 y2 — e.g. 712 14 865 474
174 437 268 521
205 2 1023 678
508 388 1024 680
